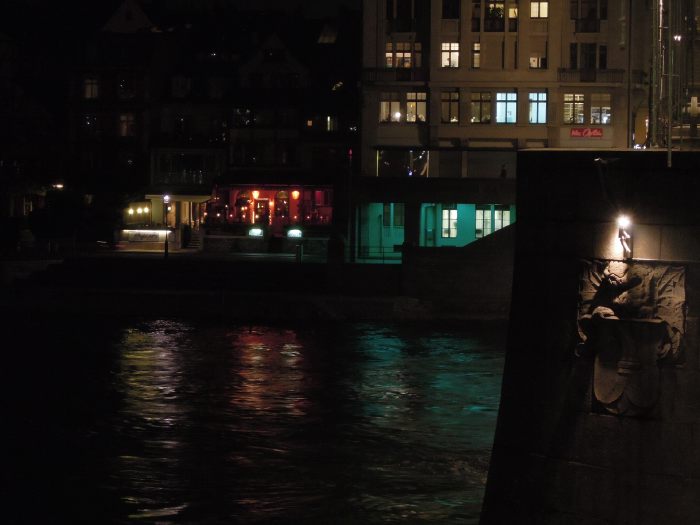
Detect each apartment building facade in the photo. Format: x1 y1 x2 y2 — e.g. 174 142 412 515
357 0 654 260
68 0 359 250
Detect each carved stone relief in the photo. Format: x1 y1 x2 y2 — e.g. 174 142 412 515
577 260 686 416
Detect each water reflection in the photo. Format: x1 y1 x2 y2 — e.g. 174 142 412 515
5 319 505 524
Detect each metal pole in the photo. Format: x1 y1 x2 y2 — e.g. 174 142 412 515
668 0 673 167
650 0 661 146
163 194 170 259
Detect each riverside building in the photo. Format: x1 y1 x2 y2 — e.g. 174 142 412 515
355 0 682 262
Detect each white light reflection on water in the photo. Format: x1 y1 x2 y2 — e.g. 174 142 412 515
116 320 191 520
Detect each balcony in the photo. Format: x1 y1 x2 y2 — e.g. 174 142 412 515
575 18 600 33
557 68 624 83
363 68 428 83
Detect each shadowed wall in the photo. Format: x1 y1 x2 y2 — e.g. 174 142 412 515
481 150 700 524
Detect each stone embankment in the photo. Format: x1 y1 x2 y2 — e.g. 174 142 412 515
2 235 514 321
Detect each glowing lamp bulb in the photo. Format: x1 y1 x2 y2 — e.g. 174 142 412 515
128 208 134 215
137 207 143 214
394 111 401 120
252 190 260 199
291 190 300 200
617 215 631 229
144 207 149 213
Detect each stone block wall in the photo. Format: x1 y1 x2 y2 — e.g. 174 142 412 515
481 151 700 524
401 225 515 318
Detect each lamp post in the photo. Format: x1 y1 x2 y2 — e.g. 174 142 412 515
163 194 170 259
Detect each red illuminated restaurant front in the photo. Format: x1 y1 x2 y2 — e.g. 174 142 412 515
207 185 333 236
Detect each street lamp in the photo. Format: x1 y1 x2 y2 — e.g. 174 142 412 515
163 194 170 259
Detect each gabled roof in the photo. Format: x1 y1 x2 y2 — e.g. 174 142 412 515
102 0 153 33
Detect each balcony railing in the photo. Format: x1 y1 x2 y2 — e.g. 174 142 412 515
363 68 429 83
575 18 600 32
557 68 624 83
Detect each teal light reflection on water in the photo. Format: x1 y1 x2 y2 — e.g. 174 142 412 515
6 318 505 525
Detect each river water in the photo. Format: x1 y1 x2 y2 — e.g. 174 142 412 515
5 319 505 524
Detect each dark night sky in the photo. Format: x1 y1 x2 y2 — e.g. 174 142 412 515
2 0 361 37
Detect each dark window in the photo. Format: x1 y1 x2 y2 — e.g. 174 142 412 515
570 0 578 19
472 0 481 31
600 0 607 19
581 43 596 69
442 0 460 18
582 0 597 18
117 76 135 99
383 203 392 226
569 43 578 69
397 0 412 19
599 44 607 69
233 108 253 127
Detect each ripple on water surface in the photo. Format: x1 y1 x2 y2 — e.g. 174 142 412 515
5 318 505 524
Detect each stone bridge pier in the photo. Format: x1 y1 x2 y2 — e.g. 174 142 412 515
481 150 700 524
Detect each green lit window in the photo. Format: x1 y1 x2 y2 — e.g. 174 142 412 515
442 206 458 238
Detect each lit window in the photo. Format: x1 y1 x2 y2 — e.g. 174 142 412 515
385 42 394 67
441 42 460 68
472 42 481 68
590 93 612 124
441 91 460 123
529 54 547 68
119 113 135 137
494 205 511 231
380 92 401 123
476 206 492 238
395 42 412 68
84 77 99 99
406 92 427 122
508 4 518 31
495 92 517 123
442 206 458 238
326 116 338 131
563 93 585 124
530 1 548 18
386 41 422 68
485 1 505 31
528 92 547 124
470 92 492 124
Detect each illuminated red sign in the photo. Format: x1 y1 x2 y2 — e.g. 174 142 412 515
570 127 604 138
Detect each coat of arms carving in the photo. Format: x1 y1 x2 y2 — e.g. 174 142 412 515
577 260 686 416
